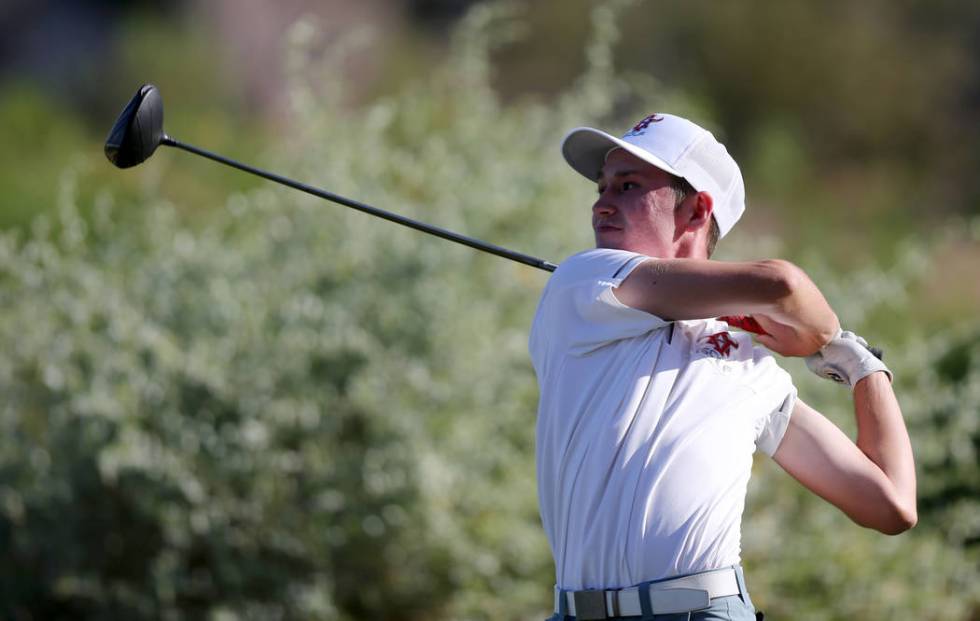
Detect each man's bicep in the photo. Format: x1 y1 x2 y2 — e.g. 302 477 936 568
613 258 794 321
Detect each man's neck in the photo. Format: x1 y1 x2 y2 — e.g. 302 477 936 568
632 244 705 260
598 237 707 260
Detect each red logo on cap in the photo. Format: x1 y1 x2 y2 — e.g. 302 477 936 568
625 114 664 137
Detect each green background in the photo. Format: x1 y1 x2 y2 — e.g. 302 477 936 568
1 1 977 619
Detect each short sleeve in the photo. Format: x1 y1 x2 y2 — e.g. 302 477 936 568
755 389 796 456
530 248 670 359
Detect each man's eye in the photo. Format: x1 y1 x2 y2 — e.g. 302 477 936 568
622 181 639 191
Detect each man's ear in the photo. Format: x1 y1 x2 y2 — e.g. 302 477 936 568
683 191 714 232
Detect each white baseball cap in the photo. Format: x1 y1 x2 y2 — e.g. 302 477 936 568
561 113 746 238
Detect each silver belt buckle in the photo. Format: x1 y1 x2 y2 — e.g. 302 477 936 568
573 590 608 620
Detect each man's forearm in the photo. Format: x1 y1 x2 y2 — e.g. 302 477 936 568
614 257 839 356
617 260 834 328
853 372 917 528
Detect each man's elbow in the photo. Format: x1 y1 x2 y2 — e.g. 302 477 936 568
862 500 918 535
884 502 918 535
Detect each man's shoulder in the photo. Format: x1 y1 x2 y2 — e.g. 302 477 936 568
551 248 650 287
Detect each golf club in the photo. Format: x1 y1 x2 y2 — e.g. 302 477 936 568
103 85 884 360
105 84 559 272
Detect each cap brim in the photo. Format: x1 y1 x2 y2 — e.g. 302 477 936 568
561 127 682 181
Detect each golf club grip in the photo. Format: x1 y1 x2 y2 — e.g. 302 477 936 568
162 136 559 273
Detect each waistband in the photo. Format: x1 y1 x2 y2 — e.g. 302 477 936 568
554 566 743 619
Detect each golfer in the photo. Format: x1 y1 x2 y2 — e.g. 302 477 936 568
530 113 916 620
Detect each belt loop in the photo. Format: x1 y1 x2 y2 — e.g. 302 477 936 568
606 590 619 617
557 588 568 620
734 565 754 609
638 582 655 620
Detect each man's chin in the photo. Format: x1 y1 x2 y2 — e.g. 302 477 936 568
594 233 626 250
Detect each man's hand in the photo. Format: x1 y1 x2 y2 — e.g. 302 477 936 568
750 313 835 357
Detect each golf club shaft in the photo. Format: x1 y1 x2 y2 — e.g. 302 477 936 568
161 135 559 273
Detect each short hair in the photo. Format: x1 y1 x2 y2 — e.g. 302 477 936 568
669 175 720 258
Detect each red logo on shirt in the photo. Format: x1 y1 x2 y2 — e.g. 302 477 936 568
701 331 739 358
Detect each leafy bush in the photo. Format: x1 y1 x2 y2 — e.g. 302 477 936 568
0 4 977 620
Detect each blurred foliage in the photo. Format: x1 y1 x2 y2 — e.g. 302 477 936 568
0 84 88 228
0 1 978 620
0 6 268 231
493 0 980 260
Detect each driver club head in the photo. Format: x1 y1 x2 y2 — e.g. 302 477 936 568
104 84 166 169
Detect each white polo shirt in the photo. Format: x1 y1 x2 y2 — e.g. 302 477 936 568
530 248 796 590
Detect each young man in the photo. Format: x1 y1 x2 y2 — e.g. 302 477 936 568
530 113 916 620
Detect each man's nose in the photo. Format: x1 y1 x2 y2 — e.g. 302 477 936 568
593 199 616 217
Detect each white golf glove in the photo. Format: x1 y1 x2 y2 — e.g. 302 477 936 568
805 330 892 389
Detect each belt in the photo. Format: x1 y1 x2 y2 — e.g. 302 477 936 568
554 566 742 619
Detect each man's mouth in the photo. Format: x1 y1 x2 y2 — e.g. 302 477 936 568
594 223 621 233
